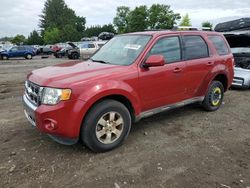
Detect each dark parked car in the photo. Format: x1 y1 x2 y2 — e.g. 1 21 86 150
37 47 54 55
98 32 114 40
0 46 36 60
54 47 72 58
67 42 80 59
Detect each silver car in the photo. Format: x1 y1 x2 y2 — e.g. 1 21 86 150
224 31 250 89
80 41 107 59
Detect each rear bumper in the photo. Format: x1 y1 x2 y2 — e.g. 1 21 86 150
23 94 87 144
232 77 249 89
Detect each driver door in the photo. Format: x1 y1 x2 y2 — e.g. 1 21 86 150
138 35 188 111
8 47 19 58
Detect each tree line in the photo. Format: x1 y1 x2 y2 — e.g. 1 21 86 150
0 0 213 45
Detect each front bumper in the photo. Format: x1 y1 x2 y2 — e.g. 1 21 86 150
23 94 86 145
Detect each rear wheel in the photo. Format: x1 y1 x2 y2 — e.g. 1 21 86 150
25 54 32 60
202 81 224 111
81 100 131 152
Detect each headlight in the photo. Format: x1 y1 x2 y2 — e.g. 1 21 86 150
41 88 71 105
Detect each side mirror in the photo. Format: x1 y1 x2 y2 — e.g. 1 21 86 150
144 55 166 68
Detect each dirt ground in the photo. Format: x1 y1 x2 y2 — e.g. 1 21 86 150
0 56 249 188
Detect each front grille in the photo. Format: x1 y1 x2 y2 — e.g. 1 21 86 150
25 80 42 106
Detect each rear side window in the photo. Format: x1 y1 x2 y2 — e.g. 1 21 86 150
208 35 229 56
183 35 209 60
88 44 95 48
149 36 181 63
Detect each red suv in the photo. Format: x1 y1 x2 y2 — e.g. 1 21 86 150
23 31 234 152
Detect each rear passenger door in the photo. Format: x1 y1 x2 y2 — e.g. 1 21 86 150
181 34 213 98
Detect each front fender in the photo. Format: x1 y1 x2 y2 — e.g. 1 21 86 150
77 80 141 116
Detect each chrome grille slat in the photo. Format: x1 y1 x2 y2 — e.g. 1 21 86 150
25 80 42 106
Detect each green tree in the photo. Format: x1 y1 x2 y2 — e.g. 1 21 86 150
61 24 79 42
44 27 61 44
113 6 131 34
11 35 26 45
128 5 148 32
148 4 181 29
202 21 213 29
27 30 43 45
40 0 86 42
179 13 191 26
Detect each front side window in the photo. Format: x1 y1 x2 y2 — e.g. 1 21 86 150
183 35 209 60
149 36 181 63
10 47 18 51
208 35 229 56
91 35 152 66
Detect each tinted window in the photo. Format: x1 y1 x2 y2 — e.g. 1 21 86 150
183 35 209 60
149 37 181 63
88 44 95 48
11 47 18 51
18 46 25 51
208 35 229 55
97 43 105 48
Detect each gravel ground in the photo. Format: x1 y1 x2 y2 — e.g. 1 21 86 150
0 56 249 188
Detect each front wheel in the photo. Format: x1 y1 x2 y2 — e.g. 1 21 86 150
1 55 8 60
72 53 79 59
202 81 224 111
81 100 131 152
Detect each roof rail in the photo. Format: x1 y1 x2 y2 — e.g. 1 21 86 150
172 26 213 31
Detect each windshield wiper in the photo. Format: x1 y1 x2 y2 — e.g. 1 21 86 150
90 58 110 64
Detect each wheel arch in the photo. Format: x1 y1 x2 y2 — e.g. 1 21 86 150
212 73 228 91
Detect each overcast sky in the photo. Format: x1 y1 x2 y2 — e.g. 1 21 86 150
0 0 250 37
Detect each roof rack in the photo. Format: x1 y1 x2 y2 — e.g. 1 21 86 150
172 26 213 31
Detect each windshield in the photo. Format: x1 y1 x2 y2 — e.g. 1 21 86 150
231 47 250 54
91 35 151 65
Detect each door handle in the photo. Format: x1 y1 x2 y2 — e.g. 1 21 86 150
207 62 214 66
173 67 182 73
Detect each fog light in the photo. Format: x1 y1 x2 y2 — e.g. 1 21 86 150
44 119 58 131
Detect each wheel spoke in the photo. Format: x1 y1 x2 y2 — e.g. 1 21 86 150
109 112 115 121
96 129 106 138
115 117 123 126
98 117 106 126
112 128 122 137
104 132 112 143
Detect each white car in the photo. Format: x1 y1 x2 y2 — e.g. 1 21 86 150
224 31 250 89
80 41 107 59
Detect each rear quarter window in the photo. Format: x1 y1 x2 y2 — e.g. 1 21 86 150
182 35 209 60
208 35 230 56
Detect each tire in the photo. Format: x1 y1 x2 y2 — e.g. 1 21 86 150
81 100 131 152
202 81 224 111
25 54 32 60
1 55 8 60
72 53 79 59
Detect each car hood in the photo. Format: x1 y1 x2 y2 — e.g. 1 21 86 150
67 42 78 49
234 67 250 78
28 60 126 88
